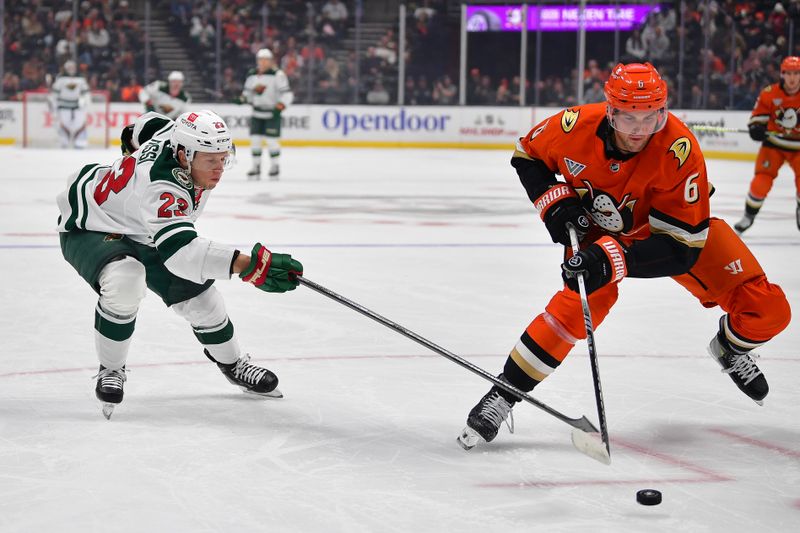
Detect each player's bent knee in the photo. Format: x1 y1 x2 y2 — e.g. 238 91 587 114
98 256 146 315
171 286 228 327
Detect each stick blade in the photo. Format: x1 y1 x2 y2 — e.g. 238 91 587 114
571 428 611 465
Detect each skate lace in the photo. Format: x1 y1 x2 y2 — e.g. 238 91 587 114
92 367 127 390
232 355 268 385
481 393 515 434
722 352 762 386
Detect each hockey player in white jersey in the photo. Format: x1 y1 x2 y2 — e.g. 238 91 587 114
240 49 294 180
57 110 303 419
138 71 191 119
49 60 91 149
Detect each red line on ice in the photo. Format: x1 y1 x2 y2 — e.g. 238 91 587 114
709 428 800 459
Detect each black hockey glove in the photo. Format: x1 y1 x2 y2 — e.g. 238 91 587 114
748 123 767 142
561 236 628 294
533 184 590 246
120 124 136 156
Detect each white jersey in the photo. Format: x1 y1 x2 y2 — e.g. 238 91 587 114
139 81 191 119
242 68 293 119
56 116 236 284
50 75 90 110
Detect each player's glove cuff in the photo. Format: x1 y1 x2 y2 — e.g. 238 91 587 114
562 236 627 294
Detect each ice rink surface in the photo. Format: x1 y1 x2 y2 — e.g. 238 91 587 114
0 145 798 532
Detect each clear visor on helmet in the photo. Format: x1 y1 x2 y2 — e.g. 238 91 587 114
607 106 667 135
187 146 236 171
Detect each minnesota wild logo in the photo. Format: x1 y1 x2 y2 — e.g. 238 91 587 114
172 168 193 189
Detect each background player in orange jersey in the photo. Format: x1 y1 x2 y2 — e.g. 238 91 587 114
735 56 800 233
457 63 791 450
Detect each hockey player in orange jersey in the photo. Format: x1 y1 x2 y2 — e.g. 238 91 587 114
735 55 800 233
457 63 791 450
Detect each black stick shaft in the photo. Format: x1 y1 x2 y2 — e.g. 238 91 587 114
567 226 611 457
297 276 598 434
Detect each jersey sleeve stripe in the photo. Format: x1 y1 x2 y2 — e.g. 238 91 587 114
157 230 198 261
64 164 101 231
153 221 195 244
648 209 709 247
748 115 769 125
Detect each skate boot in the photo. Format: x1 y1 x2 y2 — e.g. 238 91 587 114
247 166 261 181
268 164 280 181
205 350 282 398
708 334 768 405
796 204 799 231
457 377 516 450
94 365 127 420
734 213 755 234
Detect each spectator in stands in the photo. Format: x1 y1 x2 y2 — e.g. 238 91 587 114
625 29 647 61
645 26 671 67
319 0 348 41
190 15 215 48
366 79 391 104
432 75 457 105
415 75 434 105
495 78 512 106
220 67 242 102
2 73 22 100
119 77 142 102
466 68 481 104
584 80 605 103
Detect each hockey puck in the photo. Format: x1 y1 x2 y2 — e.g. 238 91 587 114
636 489 662 506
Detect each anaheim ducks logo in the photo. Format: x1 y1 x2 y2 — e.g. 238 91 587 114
669 137 691 169
172 167 193 189
561 109 579 133
576 180 637 234
775 108 799 131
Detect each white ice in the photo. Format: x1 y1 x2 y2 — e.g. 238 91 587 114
0 146 798 532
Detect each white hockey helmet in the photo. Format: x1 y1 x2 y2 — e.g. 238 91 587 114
168 71 185 82
64 60 77 76
170 110 234 169
256 48 274 60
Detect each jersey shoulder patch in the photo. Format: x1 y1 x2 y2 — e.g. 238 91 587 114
668 137 692 169
148 142 192 191
561 108 580 133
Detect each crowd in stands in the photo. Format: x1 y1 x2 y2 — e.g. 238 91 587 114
3 0 798 110
2 0 148 101
462 0 800 109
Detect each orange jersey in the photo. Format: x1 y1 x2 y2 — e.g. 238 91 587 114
749 82 800 151
516 103 710 249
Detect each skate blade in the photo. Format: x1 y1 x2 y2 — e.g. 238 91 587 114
457 426 484 451
101 402 116 420
242 386 283 399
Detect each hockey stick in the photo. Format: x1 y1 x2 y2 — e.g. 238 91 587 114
566 225 612 465
297 276 608 454
688 124 777 136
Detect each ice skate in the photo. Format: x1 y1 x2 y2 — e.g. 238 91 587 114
94 365 127 420
708 334 768 405
247 166 261 181
457 380 515 450
205 350 282 398
734 213 755 234
268 164 280 181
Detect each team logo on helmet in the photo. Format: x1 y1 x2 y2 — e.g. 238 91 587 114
561 109 580 133
669 137 692 169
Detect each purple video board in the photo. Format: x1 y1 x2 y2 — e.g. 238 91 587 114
466 4 659 32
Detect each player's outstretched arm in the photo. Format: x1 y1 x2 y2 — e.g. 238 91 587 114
237 243 303 293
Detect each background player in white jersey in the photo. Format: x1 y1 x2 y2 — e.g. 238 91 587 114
240 48 294 180
49 60 91 149
57 110 303 419
138 71 191 119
